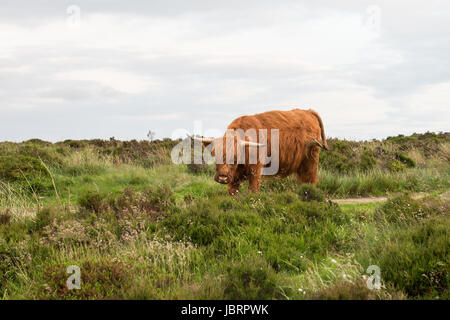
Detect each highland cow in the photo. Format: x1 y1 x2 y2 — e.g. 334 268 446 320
190 108 328 195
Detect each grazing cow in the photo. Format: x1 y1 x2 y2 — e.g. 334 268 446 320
191 108 328 195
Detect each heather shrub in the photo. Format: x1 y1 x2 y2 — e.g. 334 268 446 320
223 256 280 299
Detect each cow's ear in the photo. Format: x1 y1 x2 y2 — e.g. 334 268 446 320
202 140 213 148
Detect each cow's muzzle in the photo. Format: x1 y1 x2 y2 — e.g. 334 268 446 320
215 175 229 184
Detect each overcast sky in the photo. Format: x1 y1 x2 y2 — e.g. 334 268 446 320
1 0 449 142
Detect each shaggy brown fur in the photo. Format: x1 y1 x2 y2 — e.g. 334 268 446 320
201 108 328 195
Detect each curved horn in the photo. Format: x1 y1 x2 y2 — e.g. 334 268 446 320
186 134 214 144
239 140 266 147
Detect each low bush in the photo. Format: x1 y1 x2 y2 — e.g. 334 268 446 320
297 184 326 202
163 201 231 245
0 246 27 290
362 215 449 299
395 152 416 168
0 155 51 192
223 256 280 300
34 207 64 231
360 150 377 172
41 259 130 299
108 186 175 220
0 209 11 225
375 195 445 224
78 185 175 219
319 140 357 174
78 190 108 214
310 280 384 300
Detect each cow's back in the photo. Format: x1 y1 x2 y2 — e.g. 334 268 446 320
227 109 323 176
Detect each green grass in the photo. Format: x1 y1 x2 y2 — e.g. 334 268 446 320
0 133 449 299
1 188 448 300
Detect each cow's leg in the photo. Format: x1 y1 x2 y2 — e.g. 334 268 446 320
296 147 320 186
248 166 262 193
227 181 241 195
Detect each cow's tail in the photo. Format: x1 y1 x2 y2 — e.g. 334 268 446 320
309 109 329 150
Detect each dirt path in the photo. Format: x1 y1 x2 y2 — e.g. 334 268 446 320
332 192 431 204
332 197 388 204
441 190 450 201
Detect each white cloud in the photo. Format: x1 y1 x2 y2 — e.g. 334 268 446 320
56 69 159 94
109 113 185 121
402 82 450 130
0 1 449 142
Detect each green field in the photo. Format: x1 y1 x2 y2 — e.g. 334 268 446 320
0 132 449 299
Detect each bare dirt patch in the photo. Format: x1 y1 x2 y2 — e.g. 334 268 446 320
331 192 439 204
332 197 388 204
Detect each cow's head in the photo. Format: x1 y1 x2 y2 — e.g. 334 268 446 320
189 132 265 185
